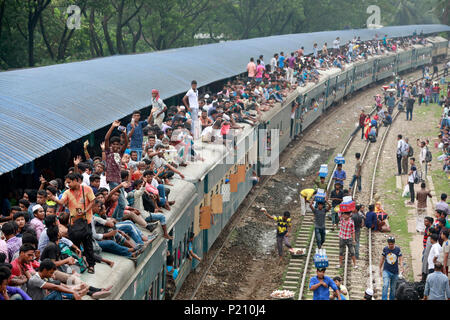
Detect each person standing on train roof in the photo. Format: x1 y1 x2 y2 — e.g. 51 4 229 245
278 51 285 69
260 208 294 261
150 89 167 130
246 57 256 82
127 110 152 162
182 80 200 138
270 53 278 73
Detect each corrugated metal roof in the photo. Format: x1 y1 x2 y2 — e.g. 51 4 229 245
0 24 449 175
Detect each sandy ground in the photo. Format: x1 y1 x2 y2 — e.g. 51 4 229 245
176 66 441 300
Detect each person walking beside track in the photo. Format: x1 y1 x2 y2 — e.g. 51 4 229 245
379 236 403 300
337 211 357 269
349 153 362 194
260 209 294 261
309 199 331 249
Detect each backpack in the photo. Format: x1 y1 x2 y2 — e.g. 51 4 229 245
425 148 432 163
407 145 414 157
59 242 87 273
414 170 422 184
368 135 376 143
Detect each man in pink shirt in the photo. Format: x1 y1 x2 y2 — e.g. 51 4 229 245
255 59 265 83
30 204 45 240
247 57 257 81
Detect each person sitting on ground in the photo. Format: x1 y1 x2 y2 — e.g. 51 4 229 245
375 202 391 232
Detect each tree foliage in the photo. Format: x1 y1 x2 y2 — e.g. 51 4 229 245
0 0 444 70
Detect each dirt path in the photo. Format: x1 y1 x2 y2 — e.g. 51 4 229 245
176 67 435 300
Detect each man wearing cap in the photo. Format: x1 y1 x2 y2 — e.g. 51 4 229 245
363 288 373 300
337 210 357 269
309 268 341 300
379 237 403 300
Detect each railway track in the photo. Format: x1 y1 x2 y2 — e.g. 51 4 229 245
185 65 445 301
296 68 446 300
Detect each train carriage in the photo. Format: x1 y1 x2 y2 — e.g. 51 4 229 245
73 34 448 300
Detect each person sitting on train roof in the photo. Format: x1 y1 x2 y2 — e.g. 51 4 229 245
91 200 145 260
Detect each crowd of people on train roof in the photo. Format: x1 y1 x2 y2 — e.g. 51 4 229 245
0 32 441 300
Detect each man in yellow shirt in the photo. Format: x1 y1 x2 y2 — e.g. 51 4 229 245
300 188 316 216
261 209 294 261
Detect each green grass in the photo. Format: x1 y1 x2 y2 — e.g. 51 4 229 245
431 167 449 199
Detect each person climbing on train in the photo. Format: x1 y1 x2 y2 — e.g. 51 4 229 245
187 233 202 264
260 208 294 261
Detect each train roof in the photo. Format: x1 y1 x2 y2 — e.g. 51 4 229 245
0 24 448 176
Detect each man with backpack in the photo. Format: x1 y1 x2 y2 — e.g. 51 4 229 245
396 134 408 176
403 137 413 175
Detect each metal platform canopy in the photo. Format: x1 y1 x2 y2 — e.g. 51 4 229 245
0 24 448 175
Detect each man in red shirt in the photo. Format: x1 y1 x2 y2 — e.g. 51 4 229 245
338 211 357 269
9 243 37 288
352 108 367 139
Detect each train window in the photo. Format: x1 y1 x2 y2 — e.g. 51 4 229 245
156 273 161 300
160 268 165 300
149 282 154 300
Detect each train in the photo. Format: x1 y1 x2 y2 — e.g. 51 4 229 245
80 34 448 300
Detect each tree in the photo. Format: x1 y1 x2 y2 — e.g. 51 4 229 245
25 0 51 67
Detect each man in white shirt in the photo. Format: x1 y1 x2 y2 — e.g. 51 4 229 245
396 134 406 176
270 53 278 73
417 140 428 179
182 80 200 139
333 37 340 54
201 120 222 143
428 233 442 274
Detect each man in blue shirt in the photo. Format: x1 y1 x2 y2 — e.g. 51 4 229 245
423 262 450 300
365 204 377 231
278 52 285 69
127 110 152 161
309 268 341 300
333 164 346 187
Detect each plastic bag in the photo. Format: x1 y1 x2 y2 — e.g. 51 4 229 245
402 185 410 198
